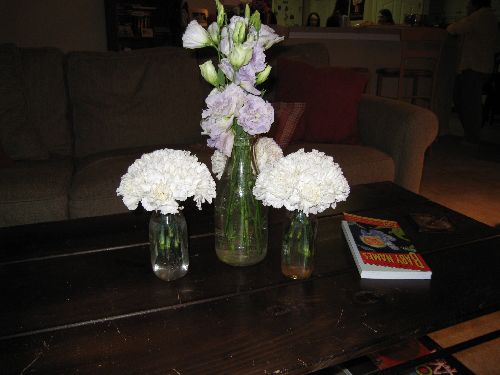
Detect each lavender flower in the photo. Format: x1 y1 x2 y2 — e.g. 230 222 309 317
219 58 235 82
251 25 285 50
201 84 245 155
249 43 266 73
208 131 234 157
237 64 259 95
238 95 274 135
182 0 285 156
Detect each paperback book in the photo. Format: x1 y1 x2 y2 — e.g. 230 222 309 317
341 213 432 279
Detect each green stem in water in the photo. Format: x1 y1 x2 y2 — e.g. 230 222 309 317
220 121 265 255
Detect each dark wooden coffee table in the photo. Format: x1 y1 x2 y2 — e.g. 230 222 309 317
1 182 498 374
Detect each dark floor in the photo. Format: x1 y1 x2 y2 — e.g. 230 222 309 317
420 120 500 227
418 118 500 374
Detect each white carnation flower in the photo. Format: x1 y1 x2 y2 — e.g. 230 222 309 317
211 150 228 179
117 149 216 215
254 137 283 173
253 149 350 215
211 138 282 179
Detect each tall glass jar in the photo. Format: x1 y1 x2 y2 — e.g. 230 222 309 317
149 211 189 281
214 124 268 266
281 211 318 280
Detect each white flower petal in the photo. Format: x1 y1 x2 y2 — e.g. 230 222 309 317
253 149 350 215
117 149 216 214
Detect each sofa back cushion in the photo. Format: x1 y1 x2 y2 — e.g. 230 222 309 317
265 42 330 101
67 47 205 158
0 44 49 160
21 47 73 157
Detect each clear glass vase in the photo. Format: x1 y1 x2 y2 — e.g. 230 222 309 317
149 211 189 281
214 124 268 266
281 211 318 280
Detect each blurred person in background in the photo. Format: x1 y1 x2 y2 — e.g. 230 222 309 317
327 0 349 27
306 12 321 27
447 0 498 144
252 0 277 25
377 9 394 25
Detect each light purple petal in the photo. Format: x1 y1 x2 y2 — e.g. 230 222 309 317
238 95 274 135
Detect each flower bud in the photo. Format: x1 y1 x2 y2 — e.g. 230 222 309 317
207 22 219 44
229 44 253 69
216 0 225 28
200 60 219 86
250 11 261 32
232 21 246 45
245 4 251 20
255 65 272 85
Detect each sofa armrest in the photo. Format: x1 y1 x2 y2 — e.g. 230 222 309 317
357 95 438 193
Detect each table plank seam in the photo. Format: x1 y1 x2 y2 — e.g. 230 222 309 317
0 232 214 266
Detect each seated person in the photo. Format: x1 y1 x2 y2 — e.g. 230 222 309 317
327 0 348 27
378 9 395 25
306 12 321 27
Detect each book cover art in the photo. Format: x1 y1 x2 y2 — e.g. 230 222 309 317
341 213 432 279
343 213 431 273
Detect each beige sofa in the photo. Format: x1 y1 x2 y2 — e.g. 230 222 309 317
0 42 438 227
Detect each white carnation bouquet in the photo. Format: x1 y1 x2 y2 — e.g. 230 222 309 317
253 149 350 215
117 149 216 215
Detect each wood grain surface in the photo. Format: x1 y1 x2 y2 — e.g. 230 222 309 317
1 182 498 374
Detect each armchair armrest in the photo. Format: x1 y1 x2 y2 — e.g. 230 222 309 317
357 95 438 193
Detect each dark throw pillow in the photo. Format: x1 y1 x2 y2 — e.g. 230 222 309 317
275 58 368 144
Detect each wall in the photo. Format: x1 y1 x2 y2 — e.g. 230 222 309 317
0 0 107 52
442 0 500 22
191 0 216 17
274 0 304 27
0 0 250 52
2 0 496 53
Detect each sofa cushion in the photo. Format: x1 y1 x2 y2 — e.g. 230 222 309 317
69 153 140 219
265 42 330 102
285 142 395 187
270 102 306 149
276 59 368 144
69 143 213 219
0 159 73 226
67 47 205 158
21 47 73 157
0 44 49 161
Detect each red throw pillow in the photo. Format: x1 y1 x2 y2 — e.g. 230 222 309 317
270 102 306 149
275 59 315 141
275 58 368 144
